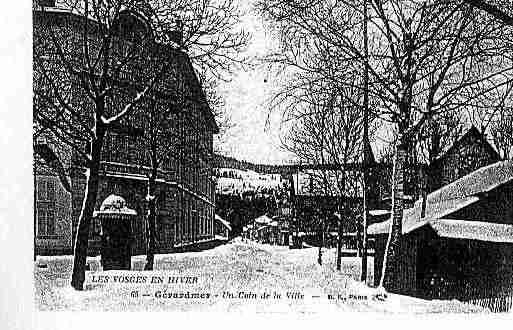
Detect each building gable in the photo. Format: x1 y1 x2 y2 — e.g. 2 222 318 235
429 126 500 190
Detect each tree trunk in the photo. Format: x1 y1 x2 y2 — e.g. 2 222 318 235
317 213 324 265
336 203 343 271
356 223 362 257
144 167 158 271
70 126 105 290
378 25 414 293
317 232 323 265
361 179 369 282
360 0 370 283
379 141 407 292
336 167 348 271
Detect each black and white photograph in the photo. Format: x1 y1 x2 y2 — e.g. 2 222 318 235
7 0 513 319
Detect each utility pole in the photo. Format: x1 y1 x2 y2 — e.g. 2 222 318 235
296 161 301 248
361 0 370 283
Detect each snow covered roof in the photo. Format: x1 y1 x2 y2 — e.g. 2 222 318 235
368 160 513 238
369 209 391 217
367 220 390 235
403 160 513 226
369 218 513 244
94 194 137 216
254 215 273 224
428 219 513 243
215 214 231 231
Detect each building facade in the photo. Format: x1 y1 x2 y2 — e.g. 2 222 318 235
33 1 218 255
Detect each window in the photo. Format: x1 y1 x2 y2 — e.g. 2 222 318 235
37 205 55 236
177 210 182 244
199 210 203 236
120 135 129 163
202 208 206 236
185 201 189 241
37 180 55 201
156 215 164 242
89 217 101 238
110 134 130 164
158 190 166 211
37 179 57 237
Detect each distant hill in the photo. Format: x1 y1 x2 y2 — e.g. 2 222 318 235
212 154 293 174
212 153 385 174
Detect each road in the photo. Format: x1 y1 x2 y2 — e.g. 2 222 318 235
34 239 485 313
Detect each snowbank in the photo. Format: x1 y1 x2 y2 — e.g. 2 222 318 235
35 240 488 314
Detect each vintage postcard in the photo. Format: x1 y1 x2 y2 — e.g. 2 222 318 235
29 0 513 316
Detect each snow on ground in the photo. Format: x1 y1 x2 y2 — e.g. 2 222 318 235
35 238 487 313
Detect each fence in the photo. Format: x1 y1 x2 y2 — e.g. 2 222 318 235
428 277 513 313
463 279 513 313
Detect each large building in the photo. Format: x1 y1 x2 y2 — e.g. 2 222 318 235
33 1 218 255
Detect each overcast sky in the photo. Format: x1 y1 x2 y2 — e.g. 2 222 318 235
213 1 295 165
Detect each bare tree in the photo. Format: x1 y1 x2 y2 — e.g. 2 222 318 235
138 94 182 271
139 63 219 270
150 0 251 81
467 82 513 159
278 75 368 268
490 113 513 160
461 0 513 26
34 0 172 290
257 0 513 293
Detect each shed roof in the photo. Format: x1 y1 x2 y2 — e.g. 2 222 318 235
428 219 513 243
369 218 513 244
215 214 231 231
368 160 513 238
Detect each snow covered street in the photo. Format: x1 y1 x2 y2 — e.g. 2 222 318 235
35 239 486 313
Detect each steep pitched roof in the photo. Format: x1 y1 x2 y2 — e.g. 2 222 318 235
34 1 219 134
431 125 500 167
173 49 219 133
362 137 376 166
368 160 513 236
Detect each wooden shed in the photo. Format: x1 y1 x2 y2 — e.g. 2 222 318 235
369 160 513 311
